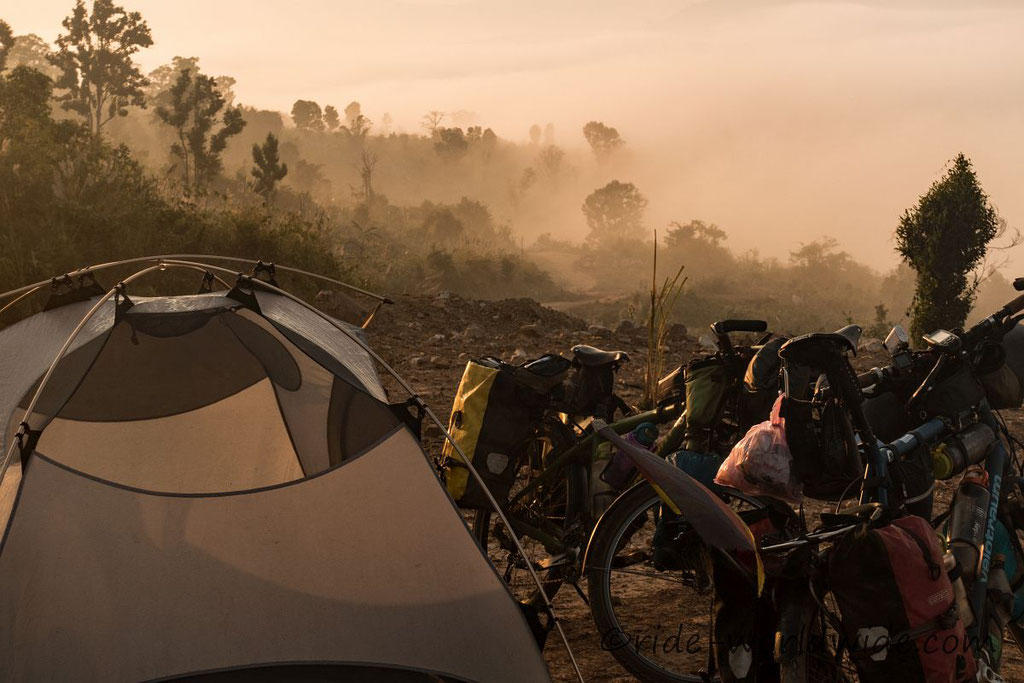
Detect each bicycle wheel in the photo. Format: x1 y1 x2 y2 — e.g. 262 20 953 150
777 589 854 683
471 430 588 605
585 481 766 682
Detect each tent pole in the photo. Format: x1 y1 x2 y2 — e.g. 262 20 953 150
0 264 166 497
0 285 44 320
1 261 238 501
0 254 391 307
160 259 585 682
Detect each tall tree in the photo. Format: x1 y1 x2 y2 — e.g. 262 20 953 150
582 121 624 162
290 99 324 131
421 110 445 135
6 34 60 78
155 67 246 191
344 101 371 137
251 132 287 199
528 124 542 145
0 20 13 71
582 180 648 244
49 0 153 135
896 153 1000 340
323 105 340 131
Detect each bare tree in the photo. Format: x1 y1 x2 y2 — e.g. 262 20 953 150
359 149 377 204
421 110 445 135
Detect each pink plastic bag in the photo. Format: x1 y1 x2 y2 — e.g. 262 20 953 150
714 395 803 505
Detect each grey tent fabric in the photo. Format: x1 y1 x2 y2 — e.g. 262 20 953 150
0 289 551 683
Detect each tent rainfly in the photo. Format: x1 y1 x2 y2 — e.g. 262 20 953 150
0 262 554 682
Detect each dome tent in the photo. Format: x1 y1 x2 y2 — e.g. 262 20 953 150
0 258 559 682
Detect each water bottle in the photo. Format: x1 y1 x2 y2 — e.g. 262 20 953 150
944 551 975 628
932 423 996 480
600 422 658 490
947 466 991 583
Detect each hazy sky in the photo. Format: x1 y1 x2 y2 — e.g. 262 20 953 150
6 0 1024 271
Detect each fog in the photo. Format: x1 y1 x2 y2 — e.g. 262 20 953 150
7 0 1024 271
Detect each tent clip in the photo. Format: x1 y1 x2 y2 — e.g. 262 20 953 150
197 270 216 294
250 260 279 286
114 282 135 325
227 274 262 312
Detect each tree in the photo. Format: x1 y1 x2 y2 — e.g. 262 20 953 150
155 67 246 191
538 145 564 177
6 34 60 78
251 132 287 199
424 208 464 243
359 150 377 204
323 105 340 131
421 110 445 134
147 57 233 109
0 20 13 71
896 153 1000 340
529 124 542 145
582 180 648 244
290 99 324 131
434 127 468 161
344 102 371 137
664 219 727 249
49 0 153 135
582 121 624 162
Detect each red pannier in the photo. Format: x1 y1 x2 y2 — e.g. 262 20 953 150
827 515 976 682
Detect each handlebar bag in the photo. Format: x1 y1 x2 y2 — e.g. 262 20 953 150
442 357 551 509
828 515 976 683
976 343 1024 410
923 365 986 421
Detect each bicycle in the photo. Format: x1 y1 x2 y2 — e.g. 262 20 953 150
585 282 1024 681
466 320 776 622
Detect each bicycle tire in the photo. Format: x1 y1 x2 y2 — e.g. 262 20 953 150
586 481 767 682
471 433 589 605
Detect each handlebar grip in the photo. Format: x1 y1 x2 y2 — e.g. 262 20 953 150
1002 292 1024 317
712 319 769 334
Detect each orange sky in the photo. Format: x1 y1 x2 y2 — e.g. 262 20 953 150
6 0 1024 271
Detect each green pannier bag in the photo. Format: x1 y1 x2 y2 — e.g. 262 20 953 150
682 358 729 452
443 356 564 509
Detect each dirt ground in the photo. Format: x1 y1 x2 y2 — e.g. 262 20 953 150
353 292 1024 682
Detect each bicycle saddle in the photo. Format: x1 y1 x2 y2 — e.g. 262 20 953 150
571 344 629 367
779 324 862 367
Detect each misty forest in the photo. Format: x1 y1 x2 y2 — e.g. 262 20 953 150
0 1 1018 337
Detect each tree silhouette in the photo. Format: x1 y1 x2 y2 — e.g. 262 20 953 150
49 0 153 135
251 132 287 199
896 153 1000 340
434 127 468 161
323 105 340 131
529 124 542 145
6 34 60 78
582 121 624 162
291 99 324 131
421 110 445 134
156 67 246 191
0 21 13 71
582 180 648 244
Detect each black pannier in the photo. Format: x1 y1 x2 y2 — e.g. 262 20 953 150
443 354 570 509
